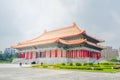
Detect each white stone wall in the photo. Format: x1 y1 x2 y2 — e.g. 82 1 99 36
12 58 96 64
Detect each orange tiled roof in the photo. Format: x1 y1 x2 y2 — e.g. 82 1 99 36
26 23 84 43
11 38 59 48
11 38 104 49
58 39 87 45
86 41 106 49
11 23 104 49
85 34 105 42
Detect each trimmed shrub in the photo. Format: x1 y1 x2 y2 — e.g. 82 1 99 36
89 63 93 66
76 62 81 66
93 65 100 67
84 63 93 66
61 63 66 66
94 67 103 70
100 62 114 65
59 66 92 70
69 62 73 66
83 63 87 66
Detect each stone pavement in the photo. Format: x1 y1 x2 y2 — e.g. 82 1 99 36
0 64 120 80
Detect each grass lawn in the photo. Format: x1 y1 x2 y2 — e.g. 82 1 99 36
25 64 120 73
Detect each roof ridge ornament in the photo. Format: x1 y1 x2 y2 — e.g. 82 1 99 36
73 22 77 27
44 29 47 33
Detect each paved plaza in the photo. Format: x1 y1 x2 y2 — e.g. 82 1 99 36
0 64 120 80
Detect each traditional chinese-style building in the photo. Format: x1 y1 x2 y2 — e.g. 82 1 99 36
11 23 105 64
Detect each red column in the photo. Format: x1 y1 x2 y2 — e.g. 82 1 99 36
84 50 86 58
68 50 70 58
83 50 85 58
21 52 23 58
50 50 52 58
93 52 94 58
44 50 46 58
55 49 58 58
87 50 89 57
94 52 97 59
68 50 71 58
80 50 82 58
88 50 90 57
71 50 72 58
86 50 87 58
72 50 73 58
36 52 38 58
30 52 33 59
96 52 98 59
99 53 101 59
39 52 42 58
74 50 76 58
76 50 78 58
69 50 71 58
75 50 77 58
93 52 95 59
90 51 92 58
18 52 20 58
73 50 75 58
26 52 29 59
89 51 92 58
87 51 89 58
23 52 25 58
88 51 91 58
66 51 67 58
17 53 19 58
61 50 63 57
98 53 100 59
20 52 22 58
78 50 80 58
97 52 99 59
38 51 39 58
66 50 69 58
81 50 83 58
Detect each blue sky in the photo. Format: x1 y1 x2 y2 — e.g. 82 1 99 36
0 0 120 51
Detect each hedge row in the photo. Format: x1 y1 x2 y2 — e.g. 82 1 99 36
60 66 92 70
59 66 113 70
99 62 114 65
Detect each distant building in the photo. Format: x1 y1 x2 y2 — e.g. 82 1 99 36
118 47 120 59
101 46 119 60
4 48 16 54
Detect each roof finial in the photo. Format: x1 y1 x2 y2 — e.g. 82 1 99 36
73 22 77 27
44 29 47 33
